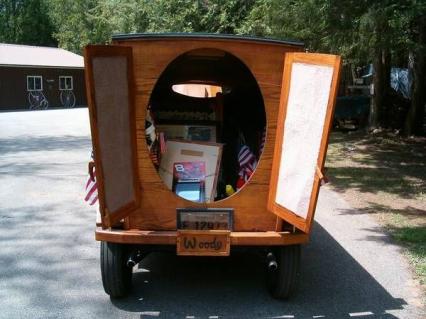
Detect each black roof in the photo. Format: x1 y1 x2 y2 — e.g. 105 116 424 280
112 32 304 47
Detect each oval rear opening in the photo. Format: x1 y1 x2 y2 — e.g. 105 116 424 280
145 48 266 203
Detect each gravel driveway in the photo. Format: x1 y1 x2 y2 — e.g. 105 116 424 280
0 109 423 318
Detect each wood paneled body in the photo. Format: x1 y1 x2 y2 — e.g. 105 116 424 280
112 38 303 232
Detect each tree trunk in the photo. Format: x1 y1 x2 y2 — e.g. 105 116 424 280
369 9 392 131
369 50 385 129
382 49 391 127
404 15 426 136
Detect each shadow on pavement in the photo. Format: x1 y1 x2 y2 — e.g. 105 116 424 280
327 131 425 200
111 222 407 318
0 135 91 155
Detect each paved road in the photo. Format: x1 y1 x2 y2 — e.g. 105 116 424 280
0 109 424 319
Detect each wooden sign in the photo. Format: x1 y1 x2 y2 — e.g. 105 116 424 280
159 140 223 202
176 230 230 256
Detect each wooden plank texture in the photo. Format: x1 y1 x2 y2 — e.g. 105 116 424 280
95 228 309 246
84 45 140 228
107 38 303 233
267 52 342 233
177 230 231 256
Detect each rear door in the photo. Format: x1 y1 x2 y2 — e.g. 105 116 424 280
268 53 341 233
84 45 140 228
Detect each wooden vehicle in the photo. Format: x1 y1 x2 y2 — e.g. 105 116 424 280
84 33 341 299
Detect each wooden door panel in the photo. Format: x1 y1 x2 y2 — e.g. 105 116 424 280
268 53 341 233
84 45 140 228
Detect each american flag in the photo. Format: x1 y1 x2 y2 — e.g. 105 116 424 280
259 128 266 158
159 132 167 154
84 154 98 205
149 140 160 167
238 145 257 183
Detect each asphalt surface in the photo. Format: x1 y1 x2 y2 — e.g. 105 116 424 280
0 109 424 319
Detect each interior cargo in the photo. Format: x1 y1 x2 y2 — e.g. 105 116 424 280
146 48 267 202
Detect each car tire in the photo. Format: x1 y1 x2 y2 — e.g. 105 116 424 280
267 245 301 299
100 241 132 298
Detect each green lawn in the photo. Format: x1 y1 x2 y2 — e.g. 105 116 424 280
326 130 426 294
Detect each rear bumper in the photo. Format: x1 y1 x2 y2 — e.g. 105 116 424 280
95 227 309 246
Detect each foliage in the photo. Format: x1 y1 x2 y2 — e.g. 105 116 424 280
0 0 424 134
239 0 396 62
46 0 256 53
0 0 56 46
142 0 255 33
143 0 204 32
0 0 422 62
239 0 425 134
201 0 256 34
47 0 151 54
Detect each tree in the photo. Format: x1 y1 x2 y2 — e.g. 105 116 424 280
1 0 421 134
403 3 426 135
47 0 108 53
358 4 395 129
143 0 255 34
142 0 204 32
46 0 256 53
0 0 22 43
241 0 425 134
47 0 150 53
201 0 256 34
238 0 330 50
0 0 56 46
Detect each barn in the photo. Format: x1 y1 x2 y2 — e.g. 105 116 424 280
0 43 87 110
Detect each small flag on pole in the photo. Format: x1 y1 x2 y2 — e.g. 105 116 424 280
259 128 266 158
159 132 167 154
85 169 98 205
84 152 98 205
238 145 257 185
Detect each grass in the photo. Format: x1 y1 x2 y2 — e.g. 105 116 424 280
325 130 426 294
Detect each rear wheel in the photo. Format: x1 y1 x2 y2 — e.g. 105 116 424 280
267 245 301 299
100 241 132 298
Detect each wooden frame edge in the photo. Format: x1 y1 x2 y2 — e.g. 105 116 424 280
95 228 310 246
267 52 342 234
304 55 342 233
84 46 107 227
84 45 141 228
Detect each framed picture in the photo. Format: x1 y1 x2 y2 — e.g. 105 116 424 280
159 140 223 202
156 125 217 142
172 161 206 203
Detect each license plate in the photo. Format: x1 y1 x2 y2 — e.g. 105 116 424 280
177 208 233 230
177 230 230 256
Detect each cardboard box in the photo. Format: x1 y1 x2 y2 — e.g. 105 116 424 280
159 140 222 202
156 125 217 142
